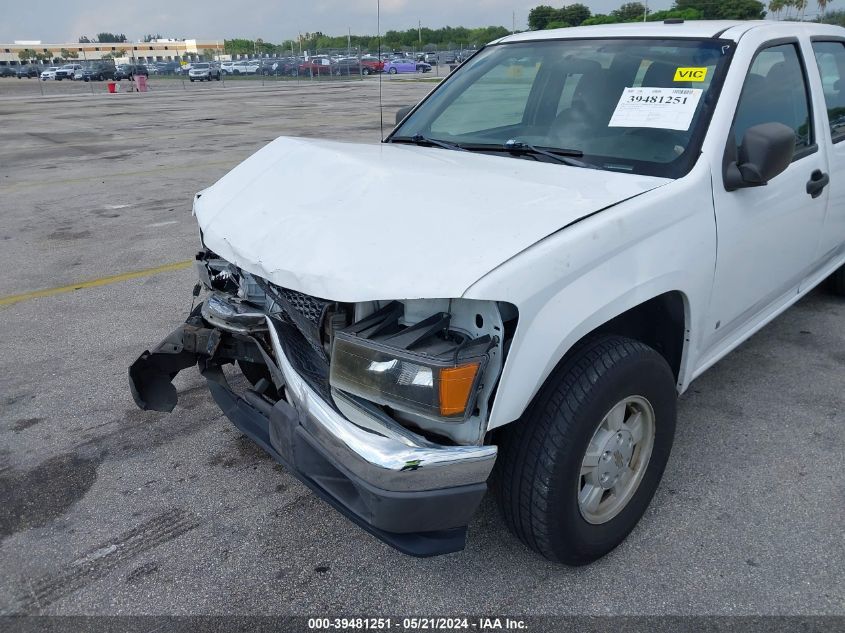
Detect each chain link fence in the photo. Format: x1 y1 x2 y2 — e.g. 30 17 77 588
0 44 477 98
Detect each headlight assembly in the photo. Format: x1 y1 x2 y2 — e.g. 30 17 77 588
329 301 495 423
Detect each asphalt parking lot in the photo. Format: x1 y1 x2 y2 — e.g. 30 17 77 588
0 78 843 616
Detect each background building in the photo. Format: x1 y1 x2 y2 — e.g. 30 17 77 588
0 39 225 66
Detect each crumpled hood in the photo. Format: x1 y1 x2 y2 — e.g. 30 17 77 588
195 137 668 301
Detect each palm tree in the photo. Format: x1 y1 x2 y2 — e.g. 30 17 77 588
769 0 785 18
793 0 808 19
818 0 832 19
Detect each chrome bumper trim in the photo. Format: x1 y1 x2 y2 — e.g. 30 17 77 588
264 316 497 492
201 291 267 334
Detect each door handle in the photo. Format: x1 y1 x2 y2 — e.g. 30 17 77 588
806 169 830 198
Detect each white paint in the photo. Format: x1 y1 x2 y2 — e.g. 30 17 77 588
149 220 178 228
195 137 667 302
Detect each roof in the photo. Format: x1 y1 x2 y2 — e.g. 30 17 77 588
495 20 845 44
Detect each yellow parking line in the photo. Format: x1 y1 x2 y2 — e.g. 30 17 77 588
0 260 193 308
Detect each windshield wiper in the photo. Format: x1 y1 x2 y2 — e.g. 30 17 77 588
390 134 468 152
390 135 595 168
502 140 594 169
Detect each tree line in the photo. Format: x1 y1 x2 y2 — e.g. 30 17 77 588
223 26 512 56
528 0 767 28
767 0 836 19
77 33 128 43
528 0 839 27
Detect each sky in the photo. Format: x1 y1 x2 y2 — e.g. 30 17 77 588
2 0 676 44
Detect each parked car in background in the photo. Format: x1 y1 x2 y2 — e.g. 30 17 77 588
334 58 363 76
80 62 116 81
257 58 301 76
156 61 181 75
299 57 334 77
257 59 284 76
383 58 418 74
189 62 222 82
40 67 60 80
360 56 384 75
55 63 83 80
438 51 457 64
223 60 259 75
114 64 148 80
16 65 40 78
424 52 438 64
0 66 16 77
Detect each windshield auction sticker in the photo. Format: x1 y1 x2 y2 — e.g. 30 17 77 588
608 87 703 131
674 66 708 81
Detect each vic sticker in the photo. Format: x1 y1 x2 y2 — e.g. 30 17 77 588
674 67 708 82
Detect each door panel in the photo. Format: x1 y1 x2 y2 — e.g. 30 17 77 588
706 41 829 346
811 40 845 261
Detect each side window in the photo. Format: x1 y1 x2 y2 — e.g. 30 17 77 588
733 43 813 155
812 41 845 142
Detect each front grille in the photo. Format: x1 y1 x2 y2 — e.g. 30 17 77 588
279 288 329 328
252 277 328 358
252 279 333 403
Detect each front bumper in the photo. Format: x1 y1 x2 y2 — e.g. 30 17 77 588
129 307 497 557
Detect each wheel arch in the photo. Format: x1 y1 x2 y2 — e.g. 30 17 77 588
486 284 694 431
590 291 687 382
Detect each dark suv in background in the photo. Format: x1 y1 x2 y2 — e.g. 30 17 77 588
80 62 116 81
114 64 149 80
16 65 40 78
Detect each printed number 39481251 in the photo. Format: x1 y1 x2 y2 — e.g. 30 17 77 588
628 95 688 104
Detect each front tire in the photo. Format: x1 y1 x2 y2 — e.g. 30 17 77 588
494 336 677 565
828 264 845 295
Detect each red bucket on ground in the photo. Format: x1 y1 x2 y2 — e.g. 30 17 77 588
107 82 116 94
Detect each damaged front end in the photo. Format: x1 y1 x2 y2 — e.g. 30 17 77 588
129 250 508 557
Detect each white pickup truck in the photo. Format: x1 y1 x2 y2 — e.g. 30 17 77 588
130 20 845 564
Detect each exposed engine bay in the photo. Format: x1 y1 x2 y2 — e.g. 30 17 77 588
189 250 517 445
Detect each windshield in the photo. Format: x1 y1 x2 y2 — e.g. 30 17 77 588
194 63 209 68
391 38 732 178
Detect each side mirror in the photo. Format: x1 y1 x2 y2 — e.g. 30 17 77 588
395 105 414 125
725 122 795 190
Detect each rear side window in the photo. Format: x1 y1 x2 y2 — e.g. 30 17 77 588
811 40 845 143
733 43 813 154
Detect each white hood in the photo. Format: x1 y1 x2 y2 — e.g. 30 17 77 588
195 137 668 301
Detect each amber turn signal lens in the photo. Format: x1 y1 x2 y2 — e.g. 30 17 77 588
439 362 481 417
